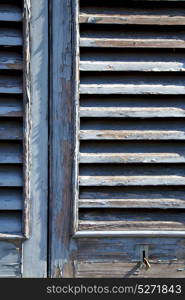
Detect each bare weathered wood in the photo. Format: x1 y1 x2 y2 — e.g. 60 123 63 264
0 28 22 46
79 198 185 209
80 84 185 95
0 4 22 22
79 175 185 186
79 153 185 163
80 130 185 140
79 12 185 25
75 261 185 278
80 107 185 118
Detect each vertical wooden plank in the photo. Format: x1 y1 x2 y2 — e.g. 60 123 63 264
49 0 75 277
22 0 48 277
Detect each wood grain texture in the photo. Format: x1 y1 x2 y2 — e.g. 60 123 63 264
0 51 22 70
0 4 22 22
0 142 22 163
49 0 75 278
0 27 22 46
22 0 48 278
0 188 22 210
0 241 21 278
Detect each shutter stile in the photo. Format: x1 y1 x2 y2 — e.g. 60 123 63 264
77 0 185 234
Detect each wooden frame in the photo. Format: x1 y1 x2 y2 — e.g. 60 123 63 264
22 0 48 277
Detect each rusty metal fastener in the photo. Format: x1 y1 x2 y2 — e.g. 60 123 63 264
143 257 151 270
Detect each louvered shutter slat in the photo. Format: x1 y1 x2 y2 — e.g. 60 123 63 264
77 0 185 231
0 1 23 235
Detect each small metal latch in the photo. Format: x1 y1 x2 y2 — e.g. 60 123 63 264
139 245 151 270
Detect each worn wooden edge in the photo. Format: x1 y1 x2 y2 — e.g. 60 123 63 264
73 0 80 235
0 233 26 240
74 230 185 238
22 0 48 278
22 0 31 240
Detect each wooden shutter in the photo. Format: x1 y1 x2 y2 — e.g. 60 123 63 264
0 0 25 277
76 0 185 234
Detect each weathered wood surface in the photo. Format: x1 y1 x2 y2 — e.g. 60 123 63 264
0 120 22 140
79 198 185 209
0 165 22 187
80 38 185 48
22 0 48 278
74 237 185 277
0 97 22 117
0 51 22 70
80 130 185 140
0 241 21 277
80 107 185 118
0 188 22 210
0 28 22 46
0 4 22 22
0 142 22 163
80 84 185 95
79 12 185 25
0 75 22 94
0 212 22 234
49 0 74 278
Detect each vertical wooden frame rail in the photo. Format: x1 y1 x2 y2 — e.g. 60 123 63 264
22 0 48 277
49 0 74 277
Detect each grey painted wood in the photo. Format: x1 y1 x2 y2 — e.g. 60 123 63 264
0 188 22 210
0 4 22 22
0 241 21 278
49 0 75 278
22 0 48 278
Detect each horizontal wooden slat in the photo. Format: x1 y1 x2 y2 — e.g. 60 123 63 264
0 142 22 163
0 75 22 94
79 175 185 186
80 61 185 72
0 51 22 70
0 188 22 210
79 198 185 209
80 37 185 48
0 120 22 140
0 241 21 277
79 152 185 163
80 130 185 140
0 28 22 46
0 97 22 117
0 4 22 22
0 165 22 187
75 261 185 278
79 11 185 25
80 84 185 94
80 107 185 118
0 212 22 233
